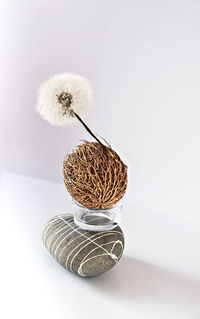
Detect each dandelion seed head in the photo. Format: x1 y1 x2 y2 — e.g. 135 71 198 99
37 73 93 126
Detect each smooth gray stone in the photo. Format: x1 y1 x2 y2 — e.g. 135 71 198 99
42 214 125 277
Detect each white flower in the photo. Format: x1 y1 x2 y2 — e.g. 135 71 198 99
37 73 93 126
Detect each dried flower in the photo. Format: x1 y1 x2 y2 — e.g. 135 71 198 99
37 73 93 126
63 141 128 209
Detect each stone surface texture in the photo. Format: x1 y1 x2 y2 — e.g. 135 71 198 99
42 214 125 277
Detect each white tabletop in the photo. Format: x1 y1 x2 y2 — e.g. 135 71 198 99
1 172 200 319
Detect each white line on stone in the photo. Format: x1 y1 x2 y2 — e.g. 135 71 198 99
69 232 121 273
50 220 76 255
42 219 62 245
77 240 123 276
46 223 69 250
46 217 75 251
56 230 90 263
42 214 73 245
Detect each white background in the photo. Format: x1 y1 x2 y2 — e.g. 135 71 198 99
1 1 200 318
1 0 200 223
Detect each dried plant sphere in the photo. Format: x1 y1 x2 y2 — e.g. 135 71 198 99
63 141 127 209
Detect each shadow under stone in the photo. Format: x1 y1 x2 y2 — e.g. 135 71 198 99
86 255 200 311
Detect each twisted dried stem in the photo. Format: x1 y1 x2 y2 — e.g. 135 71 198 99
57 91 104 146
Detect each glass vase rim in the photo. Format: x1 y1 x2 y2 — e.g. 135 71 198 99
72 198 123 211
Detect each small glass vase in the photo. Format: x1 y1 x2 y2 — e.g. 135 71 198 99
72 199 123 232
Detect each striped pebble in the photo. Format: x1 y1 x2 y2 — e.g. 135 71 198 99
42 214 125 277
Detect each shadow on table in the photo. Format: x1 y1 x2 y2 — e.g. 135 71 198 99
87 256 200 307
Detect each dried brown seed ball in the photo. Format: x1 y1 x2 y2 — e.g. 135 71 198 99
63 141 128 209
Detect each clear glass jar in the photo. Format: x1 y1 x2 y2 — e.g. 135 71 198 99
72 199 123 232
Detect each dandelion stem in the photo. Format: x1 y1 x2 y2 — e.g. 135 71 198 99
73 112 104 146
57 91 103 146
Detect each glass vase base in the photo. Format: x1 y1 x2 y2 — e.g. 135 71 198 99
73 200 122 232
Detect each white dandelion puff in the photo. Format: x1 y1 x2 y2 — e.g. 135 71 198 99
37 73 93 127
